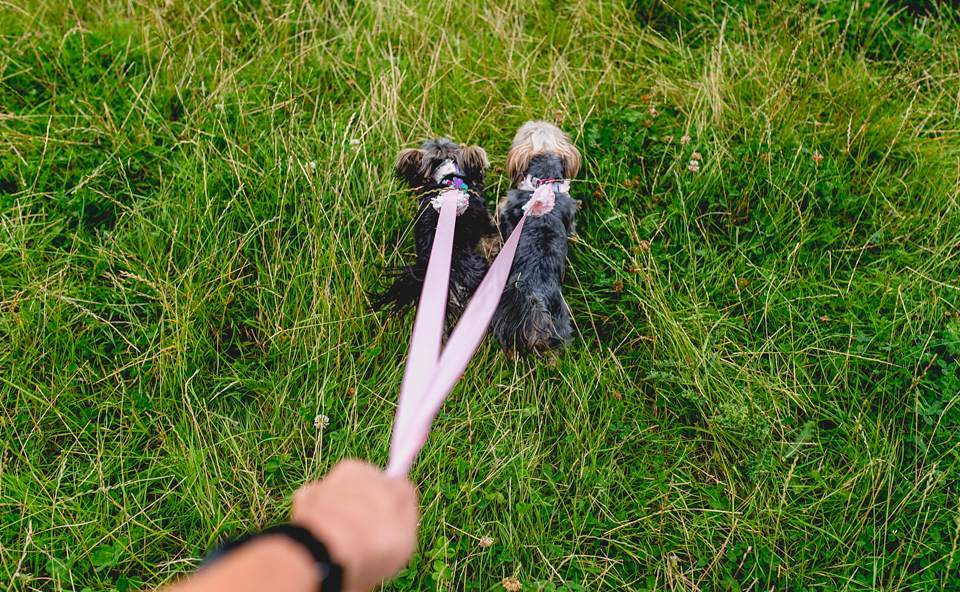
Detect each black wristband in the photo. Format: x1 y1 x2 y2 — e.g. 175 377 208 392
205 524 343 592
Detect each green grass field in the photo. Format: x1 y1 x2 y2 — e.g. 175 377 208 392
2 0 959 590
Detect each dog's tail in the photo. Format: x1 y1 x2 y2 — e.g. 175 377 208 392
369 265 425 316
490 284 571 353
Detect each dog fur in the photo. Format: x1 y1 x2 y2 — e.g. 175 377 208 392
489 121 581 354
372 138 497 319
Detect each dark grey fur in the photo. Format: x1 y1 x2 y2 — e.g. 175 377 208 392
371 138 497 319
489 154 577 353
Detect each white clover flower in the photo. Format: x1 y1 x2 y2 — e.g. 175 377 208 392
313 414 330 430
688 160 700 172
681 135 691 145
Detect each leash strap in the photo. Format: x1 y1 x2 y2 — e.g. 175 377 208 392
385 190 528 477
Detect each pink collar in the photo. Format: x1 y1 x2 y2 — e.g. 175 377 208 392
518 175 570 194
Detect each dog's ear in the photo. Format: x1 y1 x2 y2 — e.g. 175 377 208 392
394 148 425 187
506 144 533 187
458 145 490 186
560 143 582 180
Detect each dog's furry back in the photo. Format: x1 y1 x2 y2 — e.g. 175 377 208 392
490 151 578 352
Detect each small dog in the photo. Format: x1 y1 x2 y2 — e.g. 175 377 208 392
372 138 497 319
489 121 582 354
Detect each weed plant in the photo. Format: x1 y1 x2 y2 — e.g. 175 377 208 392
1 0 959 590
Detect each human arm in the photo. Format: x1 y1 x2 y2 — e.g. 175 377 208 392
161 460 419 592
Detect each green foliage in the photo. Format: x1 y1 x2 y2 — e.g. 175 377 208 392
2 0 959 591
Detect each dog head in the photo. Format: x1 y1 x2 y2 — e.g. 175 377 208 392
394 138 490 189
506 121 581 186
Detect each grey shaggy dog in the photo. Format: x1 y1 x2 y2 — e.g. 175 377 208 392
371 138 497 320
489 122 582 354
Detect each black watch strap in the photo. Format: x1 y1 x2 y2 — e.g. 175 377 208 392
205 524 343 592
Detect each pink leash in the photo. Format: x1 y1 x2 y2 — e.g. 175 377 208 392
385 188 533 477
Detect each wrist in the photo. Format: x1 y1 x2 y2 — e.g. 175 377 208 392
265 524 344 592
246 535 320 585
202 525 343 592
178 535 318 592
291 521 355 591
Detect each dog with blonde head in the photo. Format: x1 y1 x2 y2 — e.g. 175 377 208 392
490 121 582 355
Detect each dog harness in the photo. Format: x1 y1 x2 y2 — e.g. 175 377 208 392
518 175 571 217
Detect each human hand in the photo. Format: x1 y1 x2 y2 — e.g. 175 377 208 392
291 460 418 592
